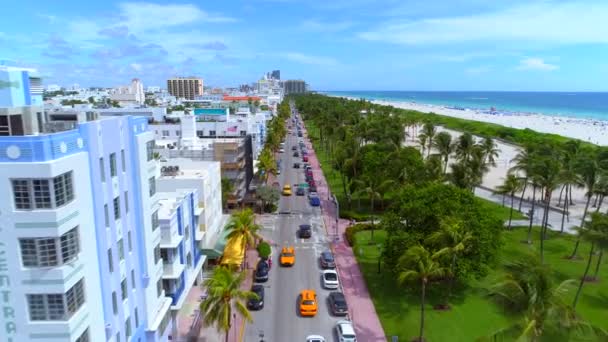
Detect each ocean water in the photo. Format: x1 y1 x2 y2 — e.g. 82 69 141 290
326 91 608 121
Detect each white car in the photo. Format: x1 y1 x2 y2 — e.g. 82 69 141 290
306 335 326 342
322 270 339 289
335 320 357 342
279 148 285 153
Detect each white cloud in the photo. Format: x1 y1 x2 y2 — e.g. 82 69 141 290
130 63 142 71
118 2 235 33
359 1 608 45
282 52 337 66
516 58 558 71
300 19 353 32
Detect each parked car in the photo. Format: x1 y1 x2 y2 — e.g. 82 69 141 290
247 285 265 310
296 187 306 196
298 224 312 238
293 162 301 169
320 251 335 269
306 335 326 342
309 185 317 193
328 292 348 316
322 270 339 289
302 156 309 162
308 191 318 199
255 260 270 282
310 196 321 207
335 320 357 342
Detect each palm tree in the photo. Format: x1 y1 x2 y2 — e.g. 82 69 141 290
418 134 427 157
486 255 594 341
220 178 234 210
573 213 608 309
496 174 525 230
536 155 561 264
455 132 475 162
510 144 536 212
525 175 542 244
433 131 454 174
257 148 276 183
354 176 394 240
569 154 601 259
200 267 256 342
398 246 446 342
419 122 437 158
426 218 473 306
478 137 499 167
225 209 262 267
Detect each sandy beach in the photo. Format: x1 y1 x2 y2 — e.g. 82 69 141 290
371 99 608 146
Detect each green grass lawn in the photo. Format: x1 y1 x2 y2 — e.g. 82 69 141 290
353 228 607 341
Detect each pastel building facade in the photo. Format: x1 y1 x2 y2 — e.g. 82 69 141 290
0 65 44 136
0 114 173 342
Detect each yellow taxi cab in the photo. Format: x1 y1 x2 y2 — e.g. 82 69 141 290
299 289 318 317
282 184 292 196
279 246 295 266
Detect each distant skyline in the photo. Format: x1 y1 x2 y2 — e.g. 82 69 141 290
1 0 607 91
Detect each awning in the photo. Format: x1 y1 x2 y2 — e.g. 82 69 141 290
201 229 230 259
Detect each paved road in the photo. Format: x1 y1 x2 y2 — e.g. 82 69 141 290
244 114 338 341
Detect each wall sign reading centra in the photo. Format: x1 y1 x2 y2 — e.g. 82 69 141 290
0 241 17 341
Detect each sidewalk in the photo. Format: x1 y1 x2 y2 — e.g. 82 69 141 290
303 125 387 341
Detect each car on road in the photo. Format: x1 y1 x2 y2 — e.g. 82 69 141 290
322 270 339 289
247 284 265 310
320 251 336 269
309 196 321 207
282 184 292 196
306 335 326 342
292 146 297 151
298 132 303 137
309 185 317 193
298 224 312 238
328 292 348 316
308 191 318 199
279 148 285 153
296 187 306 196
335 320 357 342
293 162 301 169
293 151 300 157
302 155 309 162
279 246 295 266
299 289 318 317
255 260 269 282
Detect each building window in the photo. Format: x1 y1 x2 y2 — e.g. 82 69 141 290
75 328 90 342
112 292 118 314
127 231 132 252
209 130 216 136
113 197 121 220
99 158 105 182
126 317 132 338
186 252 192 266
146 140 155 161
116 333 120 342
121 149 126 172
108 248 113 273
104 204 109 226
135 308 139 327
118 239 125 261
154 244 161 264
149 177 156 197
196 130 203 137
156 279 163 297
151 211 159 231
19 227 80 267
162 130 169 137
160 249 169 262
124 191 129 213
176 130 181 136
110 153 117 177
12 172 74 210
240 130 246 136
121 279 128 300
131 270 136 287
27 279 85 321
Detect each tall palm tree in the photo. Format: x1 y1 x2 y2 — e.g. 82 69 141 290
426 218 473 306
569 154 601 259
573 212 608 309
354 177 394 240
433 131 454 174
479 137 500 167
257 148 276 183
510 144 536 212
398 246 446 342
455 132 475 162
419 122 437 158
496 174 525 230
525 175 542 244
225 209 262 267
200 267 256 342
536 155 561 264
486 256 595 341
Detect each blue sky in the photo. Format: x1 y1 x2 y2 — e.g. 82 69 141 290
1 0 607 91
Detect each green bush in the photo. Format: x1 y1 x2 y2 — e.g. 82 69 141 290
257 241 271 259
345 223 373 246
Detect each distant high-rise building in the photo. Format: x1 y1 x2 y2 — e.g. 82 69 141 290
167 77 203 100
110 78 145 105
283 79 308 95
271 70 280 80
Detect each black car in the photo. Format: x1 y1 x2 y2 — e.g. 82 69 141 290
308 185 317 193
255 260 269 282
292 146 297 151
296 187 305 196
298 224 312 238
320 251 336 268
247 285 265 310
293 151 300 157
293 162 300 169
328 292 348 316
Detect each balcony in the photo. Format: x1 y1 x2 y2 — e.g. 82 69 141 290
160 229 183 249
162 261 185 279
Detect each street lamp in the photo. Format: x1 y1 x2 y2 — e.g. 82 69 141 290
377 243 383 273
